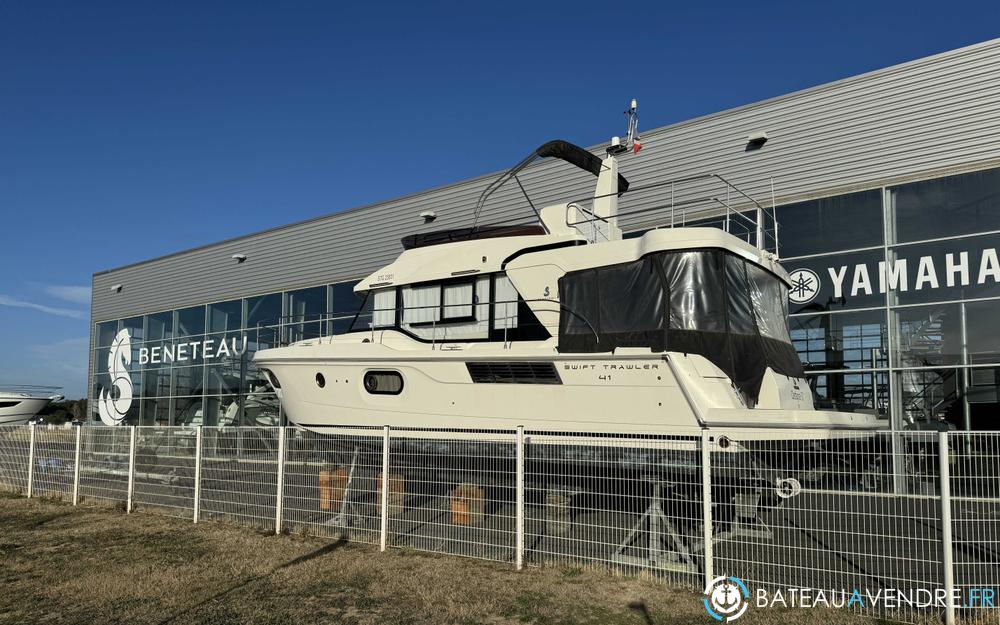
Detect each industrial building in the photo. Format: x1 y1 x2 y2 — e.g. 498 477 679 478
90 38 1000 432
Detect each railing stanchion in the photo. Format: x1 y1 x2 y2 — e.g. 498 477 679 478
516 425 525 571
380 425 390 552
938 431 956 625
126 425 137 513
701 429 714 587
26 424 36 498
275 426 286 535
72 424 82 505
193 426 203 523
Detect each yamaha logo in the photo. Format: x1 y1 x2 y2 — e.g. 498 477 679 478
787 246 1000 306
788 268 820 304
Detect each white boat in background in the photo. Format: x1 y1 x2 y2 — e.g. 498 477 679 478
0 386 64 426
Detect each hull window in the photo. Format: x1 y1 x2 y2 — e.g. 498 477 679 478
0 401 21 409
315 373 326 388
466 361 562 384
364 371 404 395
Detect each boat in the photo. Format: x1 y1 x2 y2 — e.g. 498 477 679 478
253 104 887 565
254 104 881 442
0 386 64 426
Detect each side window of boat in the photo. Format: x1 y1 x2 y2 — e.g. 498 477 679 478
363 370 403 395
492 274 550 341
400 277 490 341
493 275 519 330
372 289 397 328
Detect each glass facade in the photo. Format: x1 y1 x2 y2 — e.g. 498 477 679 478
90 280 363 426
91 165 1000 432
780 165 1000 431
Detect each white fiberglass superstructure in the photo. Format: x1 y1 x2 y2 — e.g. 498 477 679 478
254 108 881 441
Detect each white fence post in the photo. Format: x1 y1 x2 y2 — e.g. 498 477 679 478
72 425 82 505
274 426 286 535
701 429 714 587
126 425 137 513
193 426 203 523
938 431 956 625
380 425 390 552
515 425 525 571
26 424 36 498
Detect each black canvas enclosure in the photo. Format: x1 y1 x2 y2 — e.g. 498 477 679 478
557 249 804 401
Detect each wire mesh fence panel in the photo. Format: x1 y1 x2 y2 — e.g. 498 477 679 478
710 429 946 624
387 430 517 563
31 426 77 500
947 431 1000 621
523 430 705 588
132 427 197 519
79 426 131 507
200 427 279 531
1 422 998 625
281 426 383 544
0 426 31 494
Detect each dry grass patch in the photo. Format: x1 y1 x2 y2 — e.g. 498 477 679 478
0 494 898 625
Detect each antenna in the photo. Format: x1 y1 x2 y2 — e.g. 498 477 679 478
608 99 642 155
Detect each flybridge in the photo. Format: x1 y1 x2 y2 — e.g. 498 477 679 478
828 247 1000 298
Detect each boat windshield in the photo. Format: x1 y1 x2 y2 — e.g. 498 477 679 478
557 249 803 401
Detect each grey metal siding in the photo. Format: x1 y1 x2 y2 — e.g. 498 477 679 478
91 38 1000 325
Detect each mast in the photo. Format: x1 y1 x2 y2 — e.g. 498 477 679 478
592 100 641 242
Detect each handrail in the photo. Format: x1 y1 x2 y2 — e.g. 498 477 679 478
564 172 779 252
255 297 601 349
472 139 631 232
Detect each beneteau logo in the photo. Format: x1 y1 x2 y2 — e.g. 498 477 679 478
98 329 133 426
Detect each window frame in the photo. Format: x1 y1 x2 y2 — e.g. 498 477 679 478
363 370 404 395
407 279 479 327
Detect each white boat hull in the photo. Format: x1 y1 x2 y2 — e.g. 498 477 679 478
0 396 56 426
256 338 882 441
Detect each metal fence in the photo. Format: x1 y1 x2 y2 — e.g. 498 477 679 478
0 424 997 624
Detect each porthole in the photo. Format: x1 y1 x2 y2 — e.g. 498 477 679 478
363 371 403 395
315 373 326 388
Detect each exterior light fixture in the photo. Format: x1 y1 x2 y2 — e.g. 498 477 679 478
232 254 247 263
110 284 123 293
746 131 769 151
419 210 437 223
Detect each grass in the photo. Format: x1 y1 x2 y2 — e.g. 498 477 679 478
0 494 899 625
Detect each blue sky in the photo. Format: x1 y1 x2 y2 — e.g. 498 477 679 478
1 1 998 398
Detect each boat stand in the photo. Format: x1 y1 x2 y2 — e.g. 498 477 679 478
324 446 360 529
713 491 772 543
611 481 699 574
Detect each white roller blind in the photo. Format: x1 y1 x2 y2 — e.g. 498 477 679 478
442 282 474 319
372 289 396 327
402 285 440 324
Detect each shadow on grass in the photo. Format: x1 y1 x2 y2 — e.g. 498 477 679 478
155 536 348 625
